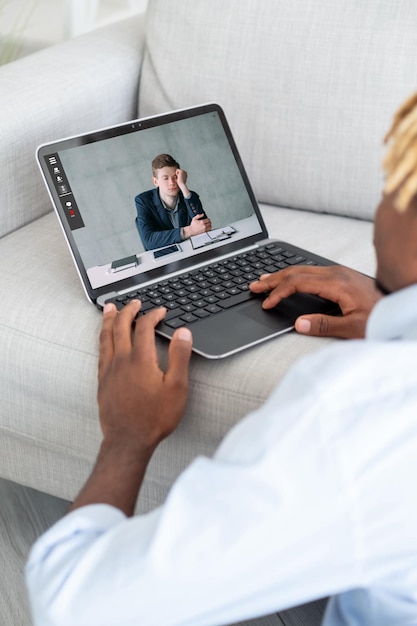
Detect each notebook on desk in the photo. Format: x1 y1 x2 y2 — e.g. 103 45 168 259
37 103 337 358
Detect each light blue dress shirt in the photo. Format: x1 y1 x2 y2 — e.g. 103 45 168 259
26 284 417 626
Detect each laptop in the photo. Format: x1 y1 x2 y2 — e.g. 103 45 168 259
37 103 337 358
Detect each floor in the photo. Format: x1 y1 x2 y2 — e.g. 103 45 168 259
0 479 70 625
0 3 327 624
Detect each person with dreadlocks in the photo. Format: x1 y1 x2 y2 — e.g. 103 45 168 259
26 93 417 626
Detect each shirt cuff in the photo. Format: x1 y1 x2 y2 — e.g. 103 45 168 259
27 504 126 565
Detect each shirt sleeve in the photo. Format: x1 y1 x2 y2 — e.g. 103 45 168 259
184 191 205 219
25 347 371 626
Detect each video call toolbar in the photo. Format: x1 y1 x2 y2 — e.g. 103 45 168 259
45 154 85 230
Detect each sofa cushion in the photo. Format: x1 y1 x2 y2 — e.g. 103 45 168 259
139 0 417 220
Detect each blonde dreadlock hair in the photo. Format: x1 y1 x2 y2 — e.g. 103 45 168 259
383 91 417 212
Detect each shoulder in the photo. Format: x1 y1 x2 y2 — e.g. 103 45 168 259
277 338 417 416
135 189 158 205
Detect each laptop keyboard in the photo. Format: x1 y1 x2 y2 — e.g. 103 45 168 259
108 243 318 328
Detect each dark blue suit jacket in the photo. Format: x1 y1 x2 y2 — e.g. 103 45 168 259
135 188 205 250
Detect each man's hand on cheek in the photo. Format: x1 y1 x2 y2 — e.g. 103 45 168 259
98 301 193 453
176 168 187 187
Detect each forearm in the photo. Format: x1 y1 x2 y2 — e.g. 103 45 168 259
178 182 191 198
182 224 192 239
69 437 156 517
141 225 182 249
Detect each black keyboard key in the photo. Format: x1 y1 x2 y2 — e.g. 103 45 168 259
181 304 196 313
164 307 183 320
205 295 219 304
181 312 199 324
243 272 258 281
194 309 211 319
218 290 254 309
138 300 154 312
151 297 166 306
165 317 185 329
205 304 222 314
285 255 306 265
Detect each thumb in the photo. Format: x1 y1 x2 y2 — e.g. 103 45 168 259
295 313 364 339
166 327 193 389
295 314 336 338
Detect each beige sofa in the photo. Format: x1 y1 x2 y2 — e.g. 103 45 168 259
1 0 415 516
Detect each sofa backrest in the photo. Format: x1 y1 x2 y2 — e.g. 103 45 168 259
139 0 417 221
0 16 144 239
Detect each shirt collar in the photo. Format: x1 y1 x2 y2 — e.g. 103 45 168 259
366 283 417 341
159 192 180 212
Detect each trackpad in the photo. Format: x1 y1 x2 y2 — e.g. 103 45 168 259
189 299 295 358
238 300 294 331
242 292 336 329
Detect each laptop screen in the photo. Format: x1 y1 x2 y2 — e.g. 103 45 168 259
37 104 267 302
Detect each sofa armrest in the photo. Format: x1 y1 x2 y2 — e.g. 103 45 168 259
0 14 145 238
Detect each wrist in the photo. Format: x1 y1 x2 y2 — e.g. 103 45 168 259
100 431 156 461
69 434 156 516
179 184 191 198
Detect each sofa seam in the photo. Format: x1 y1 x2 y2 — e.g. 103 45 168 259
0 323 98 358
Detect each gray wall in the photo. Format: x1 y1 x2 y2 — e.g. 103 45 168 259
60 112 255 269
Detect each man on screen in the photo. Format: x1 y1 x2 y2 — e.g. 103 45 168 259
135 153 212 250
